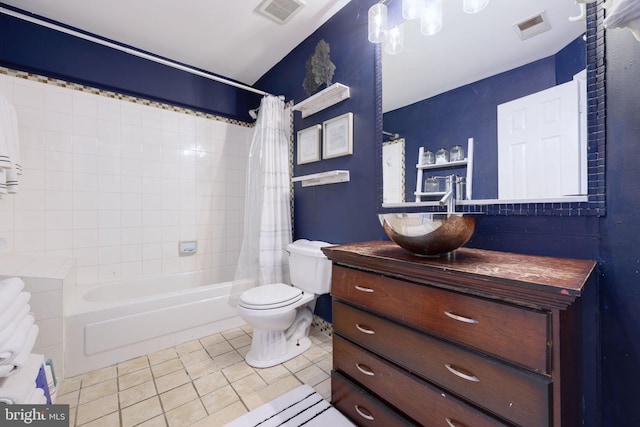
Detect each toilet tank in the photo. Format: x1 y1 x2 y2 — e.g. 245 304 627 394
287 239 333 294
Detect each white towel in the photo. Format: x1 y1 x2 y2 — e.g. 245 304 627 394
0 313 35 364
0 291 30 331
0 277 25 315
0 353 43 403
0 94 21 193
604 0 640 41
224 385 355 427
0 303 30 347
27 387 46 405
0 323 38 377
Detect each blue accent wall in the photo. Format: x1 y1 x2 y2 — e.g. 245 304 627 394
0 4 261 121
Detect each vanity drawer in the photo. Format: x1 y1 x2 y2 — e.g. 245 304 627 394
334 336 510 427
332 265 550 373
332 371 416 426
334 301 551 427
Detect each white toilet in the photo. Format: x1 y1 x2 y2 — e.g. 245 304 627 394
237 239 333 368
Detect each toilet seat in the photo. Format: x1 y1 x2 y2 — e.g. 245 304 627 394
239 283 303 310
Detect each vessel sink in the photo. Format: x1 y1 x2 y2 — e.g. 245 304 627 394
379 213 476 256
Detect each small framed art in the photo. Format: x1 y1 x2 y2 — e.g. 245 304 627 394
322 112 353 159
296 124 322 164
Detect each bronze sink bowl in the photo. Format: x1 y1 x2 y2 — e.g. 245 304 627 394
379 213 476 256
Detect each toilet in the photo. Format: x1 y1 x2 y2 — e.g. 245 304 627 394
237 239 333 368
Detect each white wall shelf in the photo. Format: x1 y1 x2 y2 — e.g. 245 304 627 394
292 170 350 187
292 83 350 118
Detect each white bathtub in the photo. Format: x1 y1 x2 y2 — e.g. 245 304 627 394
64 270 246 377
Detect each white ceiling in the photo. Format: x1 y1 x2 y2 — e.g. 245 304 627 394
1 0 586 112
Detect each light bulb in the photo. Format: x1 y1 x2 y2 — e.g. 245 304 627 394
385 24 405 54
420 0 443 36
402 0 424 20
368 3 388 44
463 0 490 14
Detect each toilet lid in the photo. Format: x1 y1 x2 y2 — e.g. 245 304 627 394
239 283 303 310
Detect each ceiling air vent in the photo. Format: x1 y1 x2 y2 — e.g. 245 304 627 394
256 0 305 25
513 11 551 41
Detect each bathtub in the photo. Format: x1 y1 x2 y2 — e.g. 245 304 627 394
64 270 246 377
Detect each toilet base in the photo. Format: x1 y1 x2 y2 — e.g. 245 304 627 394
245 336 312 369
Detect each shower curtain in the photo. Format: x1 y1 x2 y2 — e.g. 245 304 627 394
230 95 292 305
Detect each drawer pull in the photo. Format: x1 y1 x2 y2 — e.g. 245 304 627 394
355 362 375 376
444 310 479 324
355 323 375 335
445 364 480 382
354 405 375 421
354 285 375 293
445 417 467 427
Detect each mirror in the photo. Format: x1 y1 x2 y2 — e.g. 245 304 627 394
378 0 605 215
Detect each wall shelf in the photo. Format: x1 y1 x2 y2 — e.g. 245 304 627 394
292 83 350 118
292 170 350 187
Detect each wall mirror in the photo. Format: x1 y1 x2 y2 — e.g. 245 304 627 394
376 0 605 216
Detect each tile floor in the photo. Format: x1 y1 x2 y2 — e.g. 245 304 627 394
55 325 333 427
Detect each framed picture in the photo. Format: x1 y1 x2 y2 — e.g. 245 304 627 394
322 112 353 159
296 125 322 164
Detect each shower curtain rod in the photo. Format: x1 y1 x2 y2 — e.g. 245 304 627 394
0 6 278 98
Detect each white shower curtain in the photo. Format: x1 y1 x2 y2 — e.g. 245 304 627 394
230 95 292 305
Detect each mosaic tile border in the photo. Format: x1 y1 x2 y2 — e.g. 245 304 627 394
0 66 254 128
311 314 333 337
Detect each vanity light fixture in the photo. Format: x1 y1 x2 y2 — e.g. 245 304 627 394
368 0 490 53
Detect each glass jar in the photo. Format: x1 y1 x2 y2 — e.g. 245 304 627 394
421 150 435 165
435 148 449 164
450 145 465 162
424 176 439 192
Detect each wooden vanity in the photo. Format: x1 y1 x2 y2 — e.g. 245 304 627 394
322 241 596 427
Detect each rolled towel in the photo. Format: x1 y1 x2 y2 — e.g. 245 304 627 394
0 303 30 346
0 277 25 315
30 387 46 404
0 292 30 331
0 324 38 377
0 313 35 364
0 353 43 403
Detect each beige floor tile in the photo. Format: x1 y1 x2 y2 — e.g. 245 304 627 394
295 364 329 387
237 345 250 358
57 376 82 396
151 358 183 378
304 345 330 363
213 350 243 369
165 398 207 427
119 380 157 408
185 358 218 381
230 372 267 398
121 396 163 427
55 389 79 408
191 401 247 427
79 379 118 405
118 356 149 376
319 340 333 353
205 341 234 357
137 415 167 427
316 354 333 374
76 393 119 425
199 333 225 348
256 364 290 384
119 367 153 391
193 371 229 397
159 383 199 412
221 328 246 340
79 411 120 427
228 334 252 349
222 361 254 383
200 384 240 414
240 325 253 335
241 375 303 411
179 348 211 368
154 369 190 394
314 377 332 401
283 354 312 373
68 407 76 427
82 366 117 388
148 347 178 366
175 339 202 355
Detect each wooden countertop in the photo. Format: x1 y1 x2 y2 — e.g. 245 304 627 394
322 241 597 309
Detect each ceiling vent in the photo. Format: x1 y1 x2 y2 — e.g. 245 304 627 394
256 0 305 25
513 11 552 41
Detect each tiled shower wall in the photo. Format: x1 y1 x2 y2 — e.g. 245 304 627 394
0 69 253 286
